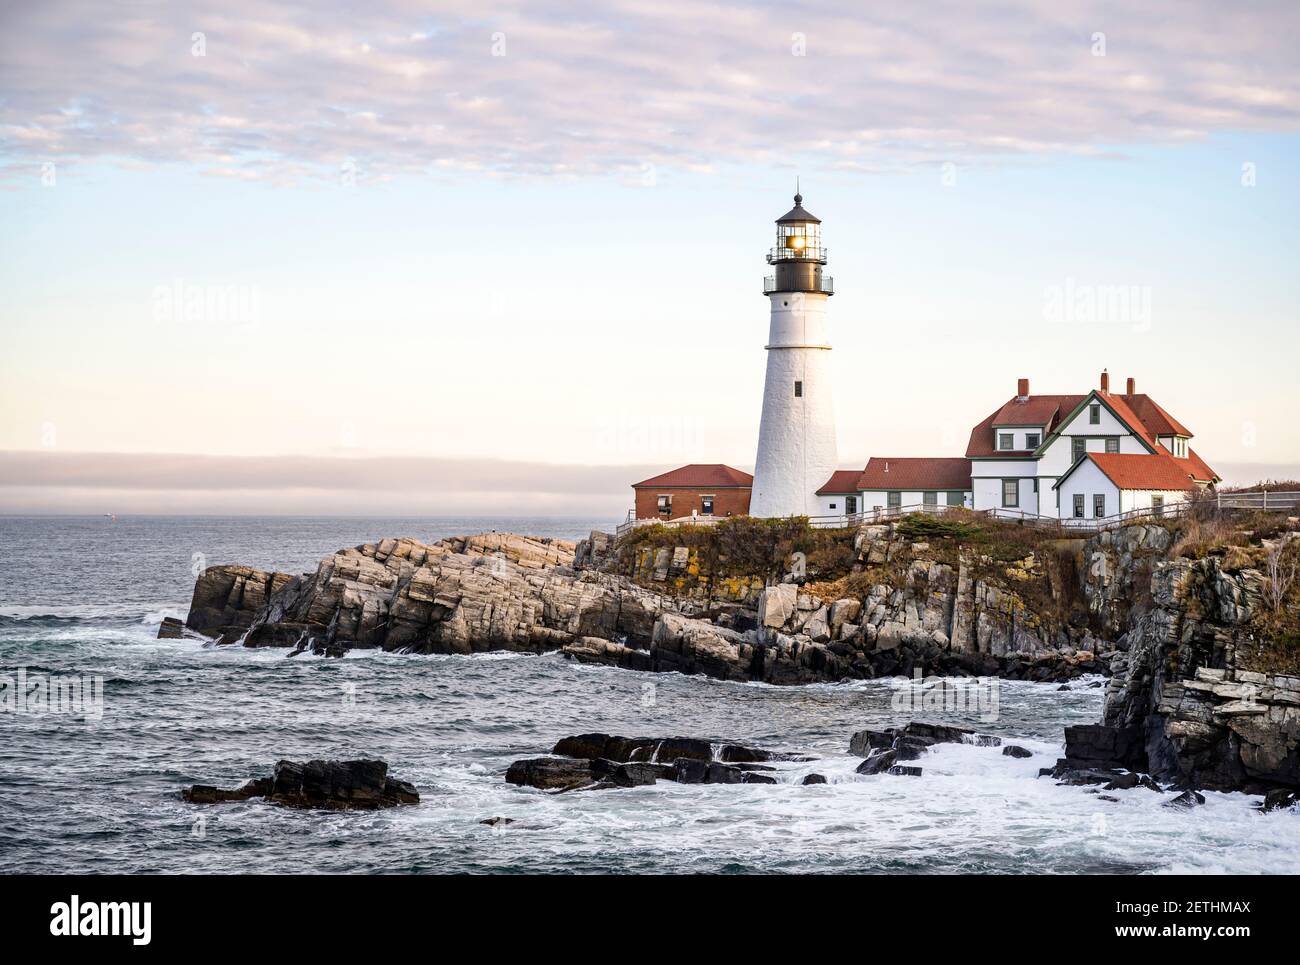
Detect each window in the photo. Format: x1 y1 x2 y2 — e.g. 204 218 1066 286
1089 403 1101 424
1093 493 1106 518
1026 432 1040 449
828 502 837 510
1105 437 1120 454
846 496 858 515
923 491 938 507
998 432 1014 450
946 491 964 506
657 495 672 514
887 491 901 510
1151 495 1165 516
794 381 803 398
701 496 714 515
1002 479 1019 507
1072 437 1086 463
1032 478 1039 493
1073 494 1085 518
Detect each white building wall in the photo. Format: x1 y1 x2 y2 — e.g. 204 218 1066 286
971 460 1039 515
1056 459 1119 522
751 292 838 517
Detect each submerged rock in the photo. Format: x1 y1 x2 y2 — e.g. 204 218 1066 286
1261 788 1299 812
801 773 828 785
1002 745 1033 758
888 765 923 777
183 759 418 810
1163 789 1207 809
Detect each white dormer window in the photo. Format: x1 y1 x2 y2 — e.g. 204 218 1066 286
1026 432 1040 449
998 432 1014 450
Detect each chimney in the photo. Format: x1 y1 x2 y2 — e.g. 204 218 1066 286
1100 370 1110 392
1016 378 1029 400
1126 377 1135 395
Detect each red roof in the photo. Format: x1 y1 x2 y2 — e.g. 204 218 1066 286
968 395 1084 457
1125 394 1192 438
1076 452 1198 492
1168 448 1218 483
632 464 753 489
856 457 972 491
816 470 865 495
968 385 1215 482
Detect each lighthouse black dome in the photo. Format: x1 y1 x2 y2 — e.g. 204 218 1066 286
776 193 820 224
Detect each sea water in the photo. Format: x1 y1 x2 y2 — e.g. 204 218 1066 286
1 515 1297 874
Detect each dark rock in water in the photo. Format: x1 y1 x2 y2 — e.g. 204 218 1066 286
670 759 762 785
849 728 896 757
182 778 271 804
183 760 417 810
1097 795 1121 803
1056 684 1071 691
855 750 897 775
729 762 776 772
505 757 599 792
1060 724 1146 771
888 765 923 777
892 736 931 761
1262 788 1299 812
157 616 186 639
1138 775 1164 793
633 737 715 764
1002 745 1033 758
1103 772 1140 791
1050 764 1127 787
551 733 659 762
801 773 827 785
1163 789 1206 809
589 758 666 787
480 816 514 826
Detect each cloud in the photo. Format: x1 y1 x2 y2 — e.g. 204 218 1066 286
1 1 1297 182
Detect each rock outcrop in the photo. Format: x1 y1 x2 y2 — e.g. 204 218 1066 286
1056 523 1300 794
182 759 419 810
504 733 812 792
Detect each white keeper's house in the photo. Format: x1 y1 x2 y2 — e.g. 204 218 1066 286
818 371 1219 523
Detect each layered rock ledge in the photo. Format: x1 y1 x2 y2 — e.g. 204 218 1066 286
182 758 418 810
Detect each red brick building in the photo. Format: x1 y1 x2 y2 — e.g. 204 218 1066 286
631 464 753 520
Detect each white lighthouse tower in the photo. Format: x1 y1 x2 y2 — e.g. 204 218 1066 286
749 191 839 518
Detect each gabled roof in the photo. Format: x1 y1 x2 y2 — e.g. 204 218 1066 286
856 457 972 491
816 470 865 495
632 464 753 489
969 395 1084 457
1126 394 1191 438
1168 447 1218 483
968 385 1205 464
1054 452 1198 492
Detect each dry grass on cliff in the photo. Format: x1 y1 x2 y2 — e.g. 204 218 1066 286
616 516 857 583
1168 507 1296 560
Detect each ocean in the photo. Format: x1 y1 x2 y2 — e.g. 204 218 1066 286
1 515 1297 874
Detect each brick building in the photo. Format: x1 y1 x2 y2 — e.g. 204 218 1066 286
631 464 752 520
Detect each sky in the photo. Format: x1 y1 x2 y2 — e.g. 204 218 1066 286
1 0 1298 516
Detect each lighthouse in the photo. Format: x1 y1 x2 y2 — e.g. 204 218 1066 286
749 191 839 518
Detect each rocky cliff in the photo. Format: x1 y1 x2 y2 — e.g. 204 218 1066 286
178 512 1300 791
1064 521 1300 793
